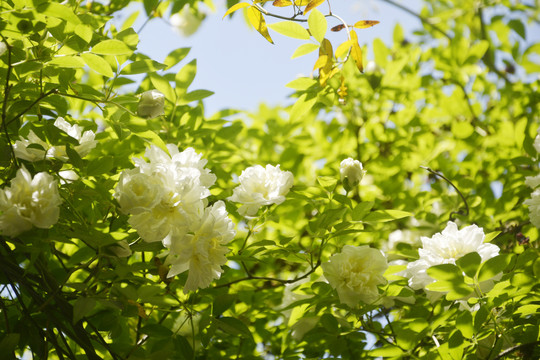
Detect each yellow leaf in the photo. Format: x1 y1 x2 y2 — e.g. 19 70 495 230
350 31 363 72
304 0 325 15
247 6 274 44
223 2 251 19
273 0 310 6
335 40 353 59
353 20 380 29
313 54 328 71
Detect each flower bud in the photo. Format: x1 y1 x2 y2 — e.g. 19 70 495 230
137 90 165 119
340 157 365 191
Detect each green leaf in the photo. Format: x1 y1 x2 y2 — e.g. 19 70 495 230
451 121 475 139
268 21 310 40
73 297 96 323
37 2 81 24
86 156 114 176
290 92 317 121
214 317 254 341
0 334 20 354
352 201 374 221
121 59 167 74
317 176 337 192
478 254 511 282
81 53 114 77
140 324 174 337
176 59 197 92
307 9 327 43
456 311 474 338
363 209 412 222
91 40 133 55
456 252 481 278
182 89 214 103
285 77 318 90
74 24 93 43
149 73 176 103
49 55 86 68
291 43 320 59
369 345 404 357
427 264 462 281
164 47 191 68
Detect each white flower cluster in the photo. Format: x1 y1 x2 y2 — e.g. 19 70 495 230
0 167 62 237
228 164 294 216
114 144 235 292
525 126 540 228
322 245 388 307
13 117 97 162
405 222 500 290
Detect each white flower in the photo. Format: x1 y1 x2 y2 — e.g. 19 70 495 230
164 201 236 292
524 189 540 228
137 90 165 119
170 5 203 37
13 131 52 161
228 164 293 216
53 117 97 158
0 167 62 237
364 60 382 74
525 174 540 189
13 119 96 162
58 170 79 184
383 229 420 253
0 42 7 56
340 158 365 190
322 245 388 307
534 127 540 153
114 145 214 243
406 221 500 290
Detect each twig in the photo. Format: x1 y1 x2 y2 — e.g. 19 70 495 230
421 166 469 220
379 0 451 40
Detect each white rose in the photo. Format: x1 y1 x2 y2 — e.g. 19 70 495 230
0 42 7 56
524 189 540 228
13 130 53 161
340 158 365 191
137 90 165 119
406 221 500 290
164 201 236 292
114 169 163 215
228 164 294 216
54 117 97 157
0 167 62 236
534 126 540 153
322 245 388 307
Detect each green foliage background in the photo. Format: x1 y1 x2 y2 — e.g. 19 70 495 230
1 0 539 359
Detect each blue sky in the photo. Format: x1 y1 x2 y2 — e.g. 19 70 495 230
116 1 421 114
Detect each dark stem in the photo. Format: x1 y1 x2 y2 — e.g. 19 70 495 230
421 166 469 220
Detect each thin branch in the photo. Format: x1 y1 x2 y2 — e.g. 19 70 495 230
379 0 451 40
6 88 59 126
421 166 469 220
0 36 18 167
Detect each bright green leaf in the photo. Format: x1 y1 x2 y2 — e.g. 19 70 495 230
81 53 114 77
91 40 133 55
268 21 310 40
308 9 327 43
291 43 320 59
